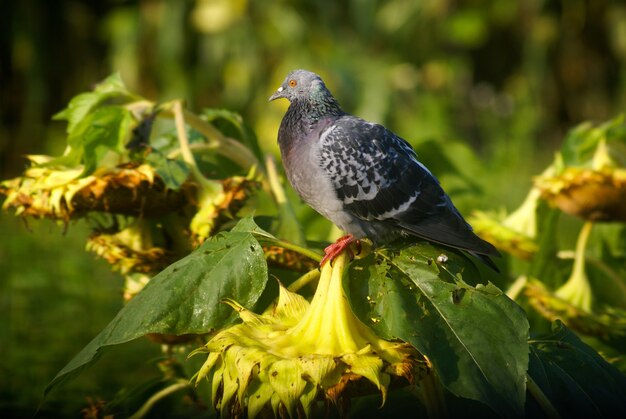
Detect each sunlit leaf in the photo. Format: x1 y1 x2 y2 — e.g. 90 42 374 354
45 218 268 396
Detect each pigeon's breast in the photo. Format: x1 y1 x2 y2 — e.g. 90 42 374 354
280 125 366 237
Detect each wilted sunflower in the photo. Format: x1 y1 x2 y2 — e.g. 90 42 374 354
191 252 425 418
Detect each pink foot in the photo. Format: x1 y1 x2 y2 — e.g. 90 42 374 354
320 234 360 266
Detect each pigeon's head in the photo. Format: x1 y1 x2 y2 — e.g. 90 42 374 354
269 70 330 103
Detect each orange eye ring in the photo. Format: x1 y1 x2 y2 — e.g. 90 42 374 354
288 79 297 88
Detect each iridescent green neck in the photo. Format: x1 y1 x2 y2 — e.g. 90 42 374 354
296 85 344 122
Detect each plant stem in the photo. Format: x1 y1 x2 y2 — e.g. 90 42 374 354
506 275 528 300
182 109 261 171
526 375 561 419
266 154 288 205
166 142 219 159
262 237 323 263
172 101 220 193
287 268 321 293
555 221 594 311
154 100 260 172
124 100 154 114
572 221 593 284
265 154 307 246
129 380 190 419
557 250 626 298
418 365 448 419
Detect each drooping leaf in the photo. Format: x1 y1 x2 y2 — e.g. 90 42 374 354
528 321 626 418
349 242 529 417
45 218 268 395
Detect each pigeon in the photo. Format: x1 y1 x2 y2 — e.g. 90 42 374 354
269 69 499 271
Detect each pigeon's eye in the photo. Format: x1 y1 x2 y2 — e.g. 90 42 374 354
288 79 297 88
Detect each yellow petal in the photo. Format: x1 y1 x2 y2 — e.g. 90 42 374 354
267 359 307 418
246 370 275 419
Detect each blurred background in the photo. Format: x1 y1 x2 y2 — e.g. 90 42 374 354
1 0 625 416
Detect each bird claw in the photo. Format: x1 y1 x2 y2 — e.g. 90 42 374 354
320 234 359 266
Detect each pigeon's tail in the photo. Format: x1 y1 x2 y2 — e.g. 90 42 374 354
395 220 501 272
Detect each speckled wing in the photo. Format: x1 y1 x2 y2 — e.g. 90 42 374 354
318 116 498 256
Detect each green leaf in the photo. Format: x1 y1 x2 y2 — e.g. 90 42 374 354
560 115 626 168
53 92 107 134
82 107 134 174
145 152 190 190
201 108 265 160
274 200 307 246
528 321 626 417
53 73 131 134
349 242 529 417
201 108 247 144
46 73 136 169
233 216 323 263
45 220 268 396
231 215 275 238
606 114 626 167
93 72 128 94
202 108 244 126
561 122 601 167
528 202 561 285
413 139 484 197
44 106 134 170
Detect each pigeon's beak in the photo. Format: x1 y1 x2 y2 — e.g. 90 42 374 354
268 86 285 102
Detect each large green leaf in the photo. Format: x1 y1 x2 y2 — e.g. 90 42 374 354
349 242 529 417
528 321 626 417
45 219 268 395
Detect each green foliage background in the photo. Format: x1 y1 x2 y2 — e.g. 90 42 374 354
1 0 626 416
